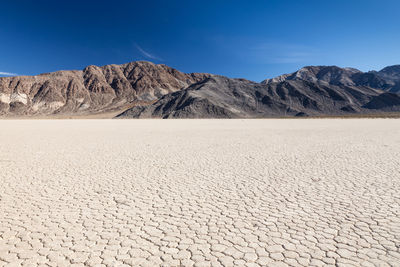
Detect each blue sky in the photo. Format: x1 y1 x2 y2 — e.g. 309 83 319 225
1 0 399 81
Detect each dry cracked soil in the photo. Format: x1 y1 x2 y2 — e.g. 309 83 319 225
0 119 399 267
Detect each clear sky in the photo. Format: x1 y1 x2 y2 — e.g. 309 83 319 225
1 0 399 81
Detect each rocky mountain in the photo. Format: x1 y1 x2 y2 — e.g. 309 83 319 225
262 65 400 92
377 65 400 80
0 61 209 115
263 66 362 86
374 65 400 92
1 62 400 118
117 75 400 119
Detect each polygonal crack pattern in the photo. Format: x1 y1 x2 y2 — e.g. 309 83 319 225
0 119 399 267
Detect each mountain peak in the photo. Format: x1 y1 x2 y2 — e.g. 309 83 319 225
262 64 400 92
379 65 400 76
0 61 210 116
262 65 362 86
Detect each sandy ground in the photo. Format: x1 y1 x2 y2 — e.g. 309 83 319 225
0 119 399 267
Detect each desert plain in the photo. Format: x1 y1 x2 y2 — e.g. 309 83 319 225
0 119 399 267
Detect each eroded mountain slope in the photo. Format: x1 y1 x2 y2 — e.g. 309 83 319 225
0 61 209 115
117 76 396 118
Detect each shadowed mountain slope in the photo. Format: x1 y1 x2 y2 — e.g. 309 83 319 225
117 75 396 118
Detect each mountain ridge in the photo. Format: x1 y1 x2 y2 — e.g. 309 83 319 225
118 75 400 119
1 62 400 118
0 61 210 116
262 65 400 92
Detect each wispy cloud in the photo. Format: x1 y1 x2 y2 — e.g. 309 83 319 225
250 43 317 64
0 71 18 76
271 52 313 64
209 36 319 65
135 44 163 61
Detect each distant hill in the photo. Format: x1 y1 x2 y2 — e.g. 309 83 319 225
262 65 400 93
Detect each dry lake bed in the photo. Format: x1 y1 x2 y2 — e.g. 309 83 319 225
0 119 399 267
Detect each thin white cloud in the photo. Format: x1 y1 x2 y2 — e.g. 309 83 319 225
135 44 163 61
249 43 317 64
0 71 18 76
272 52 313 64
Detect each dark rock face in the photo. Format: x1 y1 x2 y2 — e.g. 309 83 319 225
362 93 400 110
295 112 308 117
0 61 209 116
117 76 391 119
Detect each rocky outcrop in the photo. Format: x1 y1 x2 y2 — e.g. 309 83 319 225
0 61 210 115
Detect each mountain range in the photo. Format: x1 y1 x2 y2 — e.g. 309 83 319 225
1 62 400 118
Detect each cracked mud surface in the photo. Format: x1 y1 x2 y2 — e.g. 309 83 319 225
0 119 399 266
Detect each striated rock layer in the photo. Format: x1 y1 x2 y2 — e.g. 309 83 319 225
0 61 209 116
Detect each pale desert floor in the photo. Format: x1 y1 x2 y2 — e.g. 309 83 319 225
0 119 399 267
